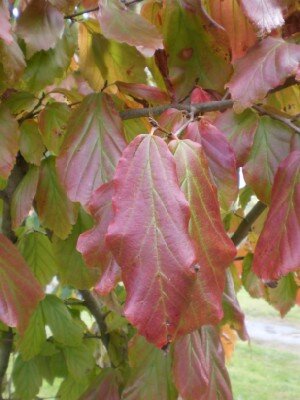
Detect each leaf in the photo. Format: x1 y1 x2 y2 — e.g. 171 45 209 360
184 120 238 209
162 0 232 99
0 105 20 180
11 165 39 229
214 109 258 167
5 91 37 116
17 304 47 361
19 120 45 166
53 209 100 290
173 327 233 400
77 182 121 295
116 82 170 104
242 253 266 298
36 156 76 239
253 151 300 280
98 0 163 57
23 24 77 92
12 355 43 400
18 232 58 286
16 0 65 55
0 234 44 333
267 273 298 317
227 37 300 111
58 375 90 400
243 116 296 204
0 37 26 87
80 369 120 400
240 0 286 34
0 0 13 44
57 93 126 205
206 0 257 60
41 294 84 345
169 139 236 332
63 341 96 379
122 335 177 400
107 134 198 347
267 84 300 117
38 102 70 155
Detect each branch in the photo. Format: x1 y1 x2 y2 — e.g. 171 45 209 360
0 329 13 400
231 201 267 247
79 290 110 350
253 105 300 135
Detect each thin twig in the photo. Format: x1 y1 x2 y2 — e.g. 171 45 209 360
254 105 300 135
64 6 99 19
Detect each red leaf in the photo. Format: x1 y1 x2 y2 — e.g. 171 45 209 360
106 134 198 347
253 151 300 280
0 106 20 180
116 82 170 104
11 166 39 229
227 37 300 111
190 86 213 103
0 234 44 333
173 327 233 400
98 0 163 57
184 120 238 209
157 108 186 134
170 139 236 332
80 369 120 400
0 0 13 44
57 93 126 205
77 182 121 296
214 109 258 167
240 0 286 34
16 0 65 55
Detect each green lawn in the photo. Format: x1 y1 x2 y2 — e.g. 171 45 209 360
228 290 300 400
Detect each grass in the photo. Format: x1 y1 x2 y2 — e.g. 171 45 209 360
228 290 300 400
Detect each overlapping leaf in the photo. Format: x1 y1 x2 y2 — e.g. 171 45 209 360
184 120 238 209
16 0 65 55
11 166 39 229
0 105 20 180
116 82 170 104
214 109 258 167
267 274 298 316
0 37 26 87
36 156 76 239
77 182 121 295
57 93 126 205
170 140 236 333
253 151 300 280
107 134 198 347
227 37 300 111
243 116 296 204
0 0 13 44
98 0 163 57
19 120 45 166
122 335 177 400
173 327 233 400
0 234 44 333
80 369 120 400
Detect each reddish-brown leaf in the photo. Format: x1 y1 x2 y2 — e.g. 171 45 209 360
57 93 126 205
116 82 170 104
190 86 213 103
227 37 300 111
240 0 286 34
98 0 163 57
77 182 121 296
106 134 198 348
214 109 258 167
80 369 120 400
173 327 233 400
16 0 64 55
11 166 39 229
243 116 296 204
0 234 44 333
0 0 13 44
184 120 238 209
0 105 20 180
253 151 300 280
170 139 236 333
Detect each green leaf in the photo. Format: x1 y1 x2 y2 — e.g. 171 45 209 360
19 120 45 166
17 304 47 361
58 375 90 400
267 274 298 317
18 231 58 285
41 295 84 346
53 209 100 289
242 253 266 299
38 102 70 155
12 355 43 400
5 91 37 116
63 341 97 379
0 37 26 87
11 165 39 229
36 156 76 239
